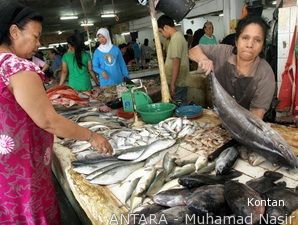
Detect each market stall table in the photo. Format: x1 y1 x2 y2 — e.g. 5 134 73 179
52 110 298 225
129 68 159 79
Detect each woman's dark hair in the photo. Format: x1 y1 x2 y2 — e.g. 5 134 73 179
233 16 269 58
186 29 193 35
118 43 127 50
49 49 58 55
144 38 149 46
191 28 204 48
0 0 43 45
67 35 85 69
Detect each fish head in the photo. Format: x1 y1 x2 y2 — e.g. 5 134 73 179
267 136 298 168
215 164 224 175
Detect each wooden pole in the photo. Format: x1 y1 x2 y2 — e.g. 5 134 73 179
148 0 171 103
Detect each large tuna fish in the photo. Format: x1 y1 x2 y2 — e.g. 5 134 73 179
210 73 297 168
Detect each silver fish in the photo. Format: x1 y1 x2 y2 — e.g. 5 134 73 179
144 149 169 167
123 178 140 203
71 142 91 153
196 162 216 175
134 139 176 162
210 73 297 168
135 167 157 196
175 153 199 166
130 190 144 212
89 162 145 185
85 161 127 180
116 145 148 161
122 167 149 183
72 160 120 175
146 170 167 197
158 178 181 193
166 164 196 181
77 121 104 128
75 150 104 161
195 153 208 172
163 152 176 176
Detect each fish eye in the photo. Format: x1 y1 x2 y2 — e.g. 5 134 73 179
278 144 285 150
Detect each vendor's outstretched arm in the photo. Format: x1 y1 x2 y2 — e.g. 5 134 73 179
189 46 214 75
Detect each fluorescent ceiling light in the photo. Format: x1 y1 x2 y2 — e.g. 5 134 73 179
121 32 130 35
272 1 276 5
219 13 224 17
38 47 51 50
49 42 67 48
60 16 78 20
101 14 117 18
57 31 62 35
81 23 94 27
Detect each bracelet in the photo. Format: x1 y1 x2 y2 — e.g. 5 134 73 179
86 130 94 143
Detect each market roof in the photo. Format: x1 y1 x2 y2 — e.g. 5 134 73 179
21 0 149 35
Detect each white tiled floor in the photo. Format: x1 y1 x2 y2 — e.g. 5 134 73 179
234 160 270 179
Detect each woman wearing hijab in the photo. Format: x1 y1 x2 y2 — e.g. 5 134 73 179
92 28 128 87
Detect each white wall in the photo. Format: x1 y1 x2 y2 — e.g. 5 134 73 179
182 16 225 42
117 1 276 47
137 28 155 47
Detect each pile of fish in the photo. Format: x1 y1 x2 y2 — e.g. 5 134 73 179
58 113 206 200
54 86 298 225
61 116 198 161
210 73 297 168
69 141 244 212
127 171 298 225
46 85 89 108
108 117 197 151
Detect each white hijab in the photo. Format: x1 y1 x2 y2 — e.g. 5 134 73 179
96 28 113 53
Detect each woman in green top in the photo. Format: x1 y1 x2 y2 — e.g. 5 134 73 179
59 35 98 91
199 21 217 45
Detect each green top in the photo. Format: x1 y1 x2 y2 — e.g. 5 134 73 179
165 31 189 87
199 34 217 45
62 51 92 91
295 42 298 56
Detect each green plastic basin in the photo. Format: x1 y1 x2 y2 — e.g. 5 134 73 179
136 103 176 124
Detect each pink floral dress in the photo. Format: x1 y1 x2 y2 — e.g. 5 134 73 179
0 53 60 224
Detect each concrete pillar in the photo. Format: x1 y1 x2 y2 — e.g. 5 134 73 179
223 0 245 35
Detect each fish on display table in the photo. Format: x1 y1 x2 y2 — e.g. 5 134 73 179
210 72 297 168
224 180 265 225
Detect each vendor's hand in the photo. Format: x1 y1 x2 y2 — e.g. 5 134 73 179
170 83 175 98
102 71 109 80
198 58 214 75
90 132 113 155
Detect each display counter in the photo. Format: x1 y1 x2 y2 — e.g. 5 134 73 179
52 110 298 225
129 68 159 79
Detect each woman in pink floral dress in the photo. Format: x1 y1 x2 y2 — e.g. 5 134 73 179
0 1 113 224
